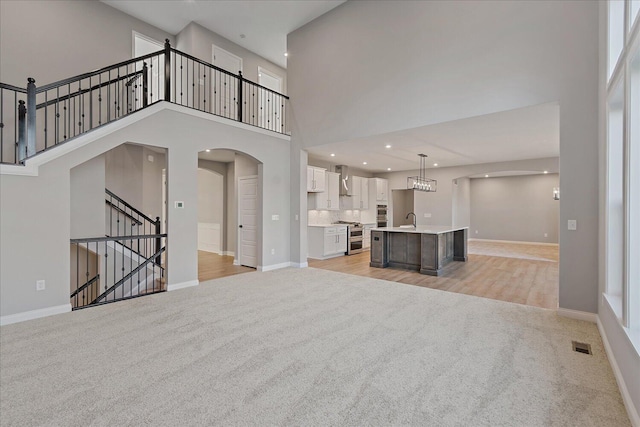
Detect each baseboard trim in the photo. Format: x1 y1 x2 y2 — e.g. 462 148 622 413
468 238 558 247
167 280 199 292
0 303 71 326
597 316 640 427
556 308 597 323
290 262 308 268
258 262 291 272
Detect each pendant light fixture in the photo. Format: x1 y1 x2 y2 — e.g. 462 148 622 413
407 153 437 192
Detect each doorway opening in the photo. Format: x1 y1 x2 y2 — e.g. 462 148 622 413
197 149 261 282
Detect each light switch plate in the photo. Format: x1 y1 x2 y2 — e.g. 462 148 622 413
424 213 431 218
272 214 279 221
36 280 45 291
568 220 577 230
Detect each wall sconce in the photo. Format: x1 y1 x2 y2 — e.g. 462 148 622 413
553 187 560 200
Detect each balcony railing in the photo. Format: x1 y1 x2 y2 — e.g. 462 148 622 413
0 40 290 165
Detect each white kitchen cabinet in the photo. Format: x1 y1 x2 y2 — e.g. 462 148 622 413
340 176 369 210
308 225 348 259
307 166 326 192
371 178 388 202
308 172 339 210
363 224 375 249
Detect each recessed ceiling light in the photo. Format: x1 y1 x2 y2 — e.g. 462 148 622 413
205 149 211 152
433 163 438 167
363 161 367 165
485 174 489 178
544 170 548 174
330 153 335 157
387 168 391 171
385 144 391 148
284 52 289 57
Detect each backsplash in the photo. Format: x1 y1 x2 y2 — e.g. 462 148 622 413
308 208 377 225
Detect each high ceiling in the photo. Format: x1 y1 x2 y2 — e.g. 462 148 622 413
101 0 346 68
307 103 560 173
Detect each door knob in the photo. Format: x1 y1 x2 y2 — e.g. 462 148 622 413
239 225 243 228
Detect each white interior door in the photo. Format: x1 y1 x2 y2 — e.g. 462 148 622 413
212 45 243 120
133 32 164 103
258 66 283 132
238 176 258 268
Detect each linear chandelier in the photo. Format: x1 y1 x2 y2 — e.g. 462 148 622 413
407 153 437 192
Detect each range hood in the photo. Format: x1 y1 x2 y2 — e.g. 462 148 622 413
335 165 353 196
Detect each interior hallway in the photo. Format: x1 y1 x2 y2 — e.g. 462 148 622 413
309 240 559 309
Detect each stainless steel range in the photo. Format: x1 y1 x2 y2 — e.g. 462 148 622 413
335 221 364 255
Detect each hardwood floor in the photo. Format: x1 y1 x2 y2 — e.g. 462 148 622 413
198 251 255 282
308 240 559 309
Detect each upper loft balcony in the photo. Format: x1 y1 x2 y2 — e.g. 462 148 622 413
0 40 290 166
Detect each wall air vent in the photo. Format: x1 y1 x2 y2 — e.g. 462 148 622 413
572 341 592 355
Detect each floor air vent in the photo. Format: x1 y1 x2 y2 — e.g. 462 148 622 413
572 341 592 355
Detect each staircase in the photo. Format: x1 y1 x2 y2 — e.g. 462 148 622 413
0 39 289 165
70 189 166 310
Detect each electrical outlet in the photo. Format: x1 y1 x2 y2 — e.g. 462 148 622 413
424 213 431 218
36 280 45 291
568 220 577 230
295 214 299 221
475 230 478 234
272 214 279 221
271 249 275 255
544 233 548 237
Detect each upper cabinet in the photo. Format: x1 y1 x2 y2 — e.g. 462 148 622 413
308 171 339 210
307 166 326 192
340 176 369 210
371 178 388 203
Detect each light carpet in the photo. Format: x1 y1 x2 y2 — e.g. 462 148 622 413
0 268 630 426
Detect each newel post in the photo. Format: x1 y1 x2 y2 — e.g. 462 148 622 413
26 77 36 159
142 62 149 107
17 101 26 162
164 39 171 102
237 70 243 122
155 216 161 266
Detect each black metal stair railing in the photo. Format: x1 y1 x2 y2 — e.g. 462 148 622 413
70 234 166 310
0 40 290 165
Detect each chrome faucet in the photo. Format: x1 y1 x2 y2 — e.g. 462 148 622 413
406 212 416 228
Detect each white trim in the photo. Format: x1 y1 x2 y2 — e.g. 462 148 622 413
597 316 640 427
290 262 308 268
167 280 199 292
258 262 291 272
0 303 71 326
0 102 290 176
556 307 598 323
468 238 559 247
223 251 235 257
132 31 163 58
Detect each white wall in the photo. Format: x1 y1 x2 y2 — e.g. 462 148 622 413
289 0 598 313
470 174 559 243
70 155 105 239
197 169 224 224
0 0 172 87
176 22 287 93
0 104 291 318
452 177 470 228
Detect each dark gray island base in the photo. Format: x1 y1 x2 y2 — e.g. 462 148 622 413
370 226 468 276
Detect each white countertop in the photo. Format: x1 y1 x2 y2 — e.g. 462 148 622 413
308 224 348 228
372 225 468 234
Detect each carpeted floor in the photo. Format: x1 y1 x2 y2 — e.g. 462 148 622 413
0 268 630 426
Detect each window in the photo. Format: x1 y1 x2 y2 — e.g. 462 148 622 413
606 0 640 338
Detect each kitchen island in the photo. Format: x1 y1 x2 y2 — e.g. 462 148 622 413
370 226 468 276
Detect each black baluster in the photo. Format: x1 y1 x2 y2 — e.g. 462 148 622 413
164 39 171 102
